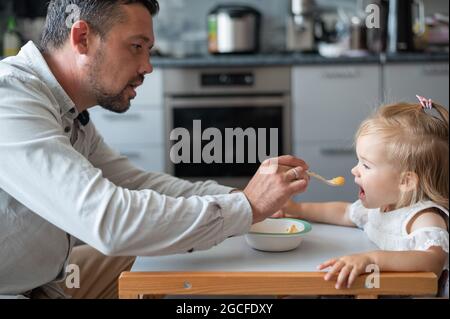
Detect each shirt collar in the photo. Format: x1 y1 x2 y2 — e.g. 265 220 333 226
18 41 79 120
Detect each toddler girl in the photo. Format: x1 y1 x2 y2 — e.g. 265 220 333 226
280 96 449 296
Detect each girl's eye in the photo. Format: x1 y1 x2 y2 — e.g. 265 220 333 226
363 164 370 169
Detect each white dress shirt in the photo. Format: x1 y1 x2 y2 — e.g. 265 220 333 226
0 42 253 295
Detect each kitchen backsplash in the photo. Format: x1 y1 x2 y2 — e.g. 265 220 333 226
1 0 449 55
154 0 356 55
153 0 449 55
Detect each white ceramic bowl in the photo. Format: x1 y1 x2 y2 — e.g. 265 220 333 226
245 218 312 252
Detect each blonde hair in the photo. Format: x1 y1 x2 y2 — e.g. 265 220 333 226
356 101 449 210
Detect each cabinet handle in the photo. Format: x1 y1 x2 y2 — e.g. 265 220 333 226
422 66 449 77
102 114 142 121
322 69 361 79
320 148 355 156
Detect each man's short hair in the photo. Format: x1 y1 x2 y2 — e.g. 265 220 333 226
39 0 159 53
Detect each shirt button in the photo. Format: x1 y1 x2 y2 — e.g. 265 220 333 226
64 127 71 133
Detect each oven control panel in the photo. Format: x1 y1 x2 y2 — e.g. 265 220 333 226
201 73 255 87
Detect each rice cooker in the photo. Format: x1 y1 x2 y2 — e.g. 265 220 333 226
208 5 261 54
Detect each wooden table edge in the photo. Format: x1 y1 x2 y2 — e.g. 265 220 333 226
118 271 437 299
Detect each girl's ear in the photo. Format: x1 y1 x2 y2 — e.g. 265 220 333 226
399 171 419 192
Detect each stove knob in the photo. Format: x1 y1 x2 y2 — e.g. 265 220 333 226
219 74 229 84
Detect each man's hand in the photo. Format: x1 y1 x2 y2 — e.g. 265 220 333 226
271 199 302 219
243 155 309 224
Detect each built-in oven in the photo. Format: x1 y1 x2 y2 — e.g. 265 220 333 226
164 67 291 189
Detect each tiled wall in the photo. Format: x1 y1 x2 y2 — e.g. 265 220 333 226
153 0 449 55
153 0 355 55
1 0 449 55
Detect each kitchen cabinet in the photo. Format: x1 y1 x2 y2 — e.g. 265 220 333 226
293 142 358 202
131 68 164 107
108 144 165 172
292 65 382 143
292 65 381 202
90 68 165 173
383 62 449 107
90 108 163 145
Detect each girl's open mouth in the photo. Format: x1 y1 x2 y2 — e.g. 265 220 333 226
359 187 366 200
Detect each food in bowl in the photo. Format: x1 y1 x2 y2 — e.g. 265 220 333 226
245 218 312 252
287 224 299 233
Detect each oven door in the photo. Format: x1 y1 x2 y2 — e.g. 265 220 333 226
165 95 291 188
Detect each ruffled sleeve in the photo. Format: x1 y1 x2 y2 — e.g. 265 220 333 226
347 200 369 229
407 227 449 253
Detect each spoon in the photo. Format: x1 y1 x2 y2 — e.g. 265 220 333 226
307 171 345 187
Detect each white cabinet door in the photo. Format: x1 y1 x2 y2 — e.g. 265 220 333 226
89 68 166 173
383 63 449 107
294 142 359 203
133 68 164 108
89 68 165 146
292 65 382 143
109 144 165 173
90 108 164 145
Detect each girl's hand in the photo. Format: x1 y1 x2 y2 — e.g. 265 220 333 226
271 199 302 219
317 253 376 289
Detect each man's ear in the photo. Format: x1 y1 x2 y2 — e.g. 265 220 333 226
70 20 91 55
399 171 419 193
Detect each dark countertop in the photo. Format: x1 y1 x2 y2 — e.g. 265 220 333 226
151 52 449 68
2 52 448 68
383 52 450 63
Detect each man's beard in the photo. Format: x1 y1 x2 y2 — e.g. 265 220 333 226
87 49 141 114
96 87 131 114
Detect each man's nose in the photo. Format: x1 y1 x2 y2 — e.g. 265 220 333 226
139 57 153 75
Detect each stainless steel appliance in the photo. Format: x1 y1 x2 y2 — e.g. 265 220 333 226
387 0 425 52
366 0 389 53
164 67 291 189
208 5 261 54
349 14 368 52
286 0 324 52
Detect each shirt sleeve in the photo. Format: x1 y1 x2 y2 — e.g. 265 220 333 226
86 124 235 197
407 227 449 253
347 200 369 229
0 78 253 257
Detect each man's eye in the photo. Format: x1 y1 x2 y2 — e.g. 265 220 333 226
132 44 142 50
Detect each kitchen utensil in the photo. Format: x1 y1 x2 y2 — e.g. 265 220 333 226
286 0 325 52
307 171 346 187
366 0 389 53
349 14 367 51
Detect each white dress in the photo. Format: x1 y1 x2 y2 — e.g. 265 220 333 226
348 200 449 297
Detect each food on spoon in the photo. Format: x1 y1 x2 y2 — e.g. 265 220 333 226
330 176 345 186
287 224 299 234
